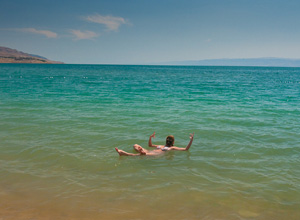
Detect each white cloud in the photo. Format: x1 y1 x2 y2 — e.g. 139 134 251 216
18 28 57 38
83 14 129 31
70 30 99 40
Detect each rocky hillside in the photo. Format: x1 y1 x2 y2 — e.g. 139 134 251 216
0 46 63 64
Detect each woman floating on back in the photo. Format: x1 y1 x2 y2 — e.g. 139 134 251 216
115 132 194 156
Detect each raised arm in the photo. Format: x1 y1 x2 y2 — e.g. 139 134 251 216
148 132 158 147
170 133 194 151
184 133 194 150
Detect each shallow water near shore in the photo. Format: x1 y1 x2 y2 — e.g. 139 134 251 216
1 64 300 219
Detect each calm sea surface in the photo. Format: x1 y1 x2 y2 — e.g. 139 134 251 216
0 64 300 219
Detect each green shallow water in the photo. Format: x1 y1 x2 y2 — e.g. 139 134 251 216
0 64 300 219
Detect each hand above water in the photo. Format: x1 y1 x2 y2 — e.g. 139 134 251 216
190 132 194 140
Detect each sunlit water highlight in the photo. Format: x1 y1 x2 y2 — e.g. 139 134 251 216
0 64 300 219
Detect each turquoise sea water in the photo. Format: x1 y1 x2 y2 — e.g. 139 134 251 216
0 64 300 219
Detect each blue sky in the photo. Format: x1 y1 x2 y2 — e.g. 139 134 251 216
1 0 300 64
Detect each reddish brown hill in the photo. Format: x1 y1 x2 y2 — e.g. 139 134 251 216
0 46 63 64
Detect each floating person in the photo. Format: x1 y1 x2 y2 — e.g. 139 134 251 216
115 132 194 156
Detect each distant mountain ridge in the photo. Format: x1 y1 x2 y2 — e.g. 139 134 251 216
0 46 63 64
158 57 300 67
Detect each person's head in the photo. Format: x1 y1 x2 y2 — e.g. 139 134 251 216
166 135 175 146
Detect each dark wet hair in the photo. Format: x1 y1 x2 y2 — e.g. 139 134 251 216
166 135 175 147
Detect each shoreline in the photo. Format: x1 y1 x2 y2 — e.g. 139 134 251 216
1 188 299 220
